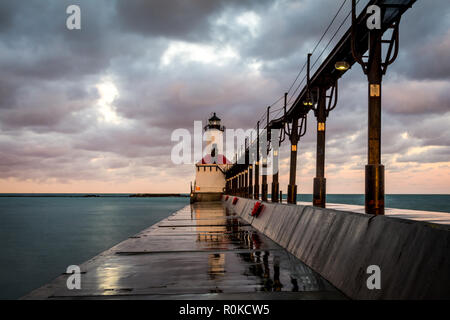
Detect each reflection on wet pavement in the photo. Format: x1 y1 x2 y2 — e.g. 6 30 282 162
24 202 345 299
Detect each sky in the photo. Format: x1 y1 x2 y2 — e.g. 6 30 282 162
0 0 449 194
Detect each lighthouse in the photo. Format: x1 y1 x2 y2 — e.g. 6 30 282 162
191 113 231 202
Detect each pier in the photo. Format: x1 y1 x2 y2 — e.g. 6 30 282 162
23 201 345 300
23 198 450 300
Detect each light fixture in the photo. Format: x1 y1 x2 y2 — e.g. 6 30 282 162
303 100 313 106
335 61 350 71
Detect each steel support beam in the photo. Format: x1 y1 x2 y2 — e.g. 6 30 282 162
261 107 270 202
313 87 327 208
261 157 268 202
366 30 384 215
241 173 244 196
287 118 299 204
239 172 243 197
240 172 243 197
254 122 260 200
271 150 279 203
245 139 250 199
248 164 253 199
244 169 248 198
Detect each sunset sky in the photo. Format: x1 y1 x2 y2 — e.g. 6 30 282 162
0 0 449 194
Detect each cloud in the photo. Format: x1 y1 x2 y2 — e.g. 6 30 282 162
0 0 449 193
390 0 450 80
383 80 450 115
397 146 450 164
115 0 270 41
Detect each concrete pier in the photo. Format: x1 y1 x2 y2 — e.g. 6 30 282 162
23 202 344 300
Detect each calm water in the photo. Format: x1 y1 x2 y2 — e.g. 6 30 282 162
0 194 448 300
0 195 189 300
296 194 450 213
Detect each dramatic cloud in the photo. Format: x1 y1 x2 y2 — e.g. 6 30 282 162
0 0 449 194
116 0 270 41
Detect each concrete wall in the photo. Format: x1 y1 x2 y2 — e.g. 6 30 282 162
195 165 225 193
222 196 450 300
192 193 223 202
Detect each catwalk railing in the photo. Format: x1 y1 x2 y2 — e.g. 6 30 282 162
225 0 417 215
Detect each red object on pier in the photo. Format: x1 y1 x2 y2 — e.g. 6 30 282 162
251 202 264 217
225 196 229 201
232 197 238 205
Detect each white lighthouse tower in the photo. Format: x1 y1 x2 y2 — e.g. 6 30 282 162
191 113 231 202
204 113 224 158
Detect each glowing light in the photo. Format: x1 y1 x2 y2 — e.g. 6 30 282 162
335 61 350 71
318 122 326 132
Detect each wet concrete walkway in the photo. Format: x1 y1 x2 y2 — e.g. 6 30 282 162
23 202 345 300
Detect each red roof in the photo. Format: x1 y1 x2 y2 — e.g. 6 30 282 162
198 154 231 165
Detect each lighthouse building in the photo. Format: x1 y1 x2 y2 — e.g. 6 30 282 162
191 113 231 202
